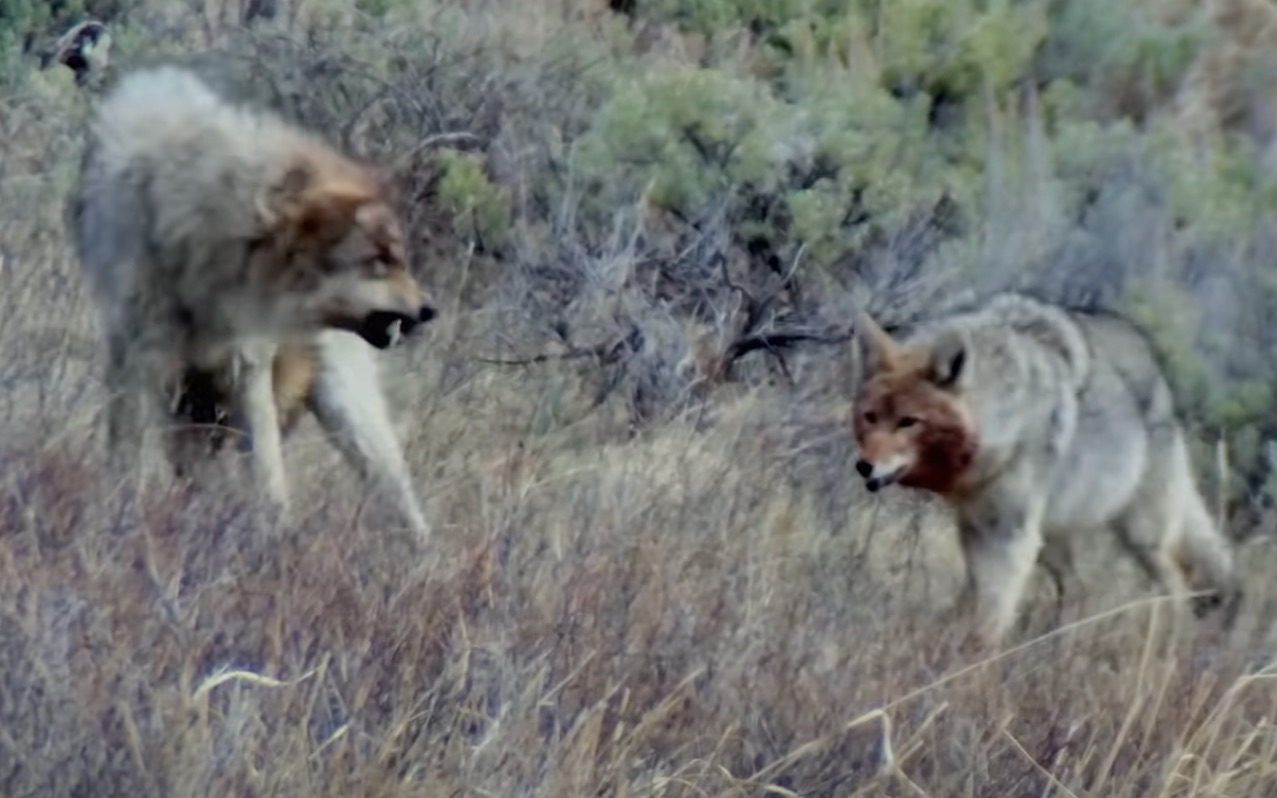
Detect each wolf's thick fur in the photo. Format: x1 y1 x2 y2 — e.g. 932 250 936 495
167 332 432 539
851 292 1242 648
69 64 435 539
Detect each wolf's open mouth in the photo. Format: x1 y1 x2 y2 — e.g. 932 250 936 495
354 310 415 349
348 306 438 350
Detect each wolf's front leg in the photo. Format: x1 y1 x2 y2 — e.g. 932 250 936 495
308 332 431 547
234 345 289 517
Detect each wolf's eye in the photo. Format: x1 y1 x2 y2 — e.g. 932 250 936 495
367 258 390 277
864 412 878 425
897 416 918 429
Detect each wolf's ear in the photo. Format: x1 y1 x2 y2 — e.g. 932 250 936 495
257 159 314 228
295 179 371 243
928 330 968 389
258 157 370 244
855 307 900 375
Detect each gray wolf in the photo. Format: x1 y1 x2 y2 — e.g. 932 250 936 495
850 292 1242 649
68 64 435 540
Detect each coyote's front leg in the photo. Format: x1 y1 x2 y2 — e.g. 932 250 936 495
955 489 1048 651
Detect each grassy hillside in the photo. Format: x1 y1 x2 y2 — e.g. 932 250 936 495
4 0 1277 794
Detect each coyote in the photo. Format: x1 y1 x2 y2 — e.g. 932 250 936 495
850 292 1242 648
68 64 435 540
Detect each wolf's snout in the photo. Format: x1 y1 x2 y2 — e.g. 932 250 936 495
355 300 437 349
855 459 873 478
393 304 437 339
355 309 415 349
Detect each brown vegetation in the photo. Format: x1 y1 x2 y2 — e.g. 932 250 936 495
3 0 1277 794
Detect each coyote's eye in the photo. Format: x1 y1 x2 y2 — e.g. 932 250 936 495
897 416 918 429
864 411 878 425
367 257 389 277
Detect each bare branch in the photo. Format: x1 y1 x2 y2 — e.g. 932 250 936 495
392 131 484 170
476 326 640 368
723 328 853 362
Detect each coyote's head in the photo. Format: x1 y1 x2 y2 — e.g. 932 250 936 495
254 145 436 350
850 310 978 496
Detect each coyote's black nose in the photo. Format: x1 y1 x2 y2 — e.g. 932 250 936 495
855 459 873 478
418 304 437 324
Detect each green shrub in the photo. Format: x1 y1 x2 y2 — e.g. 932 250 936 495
575 67 785 214
865 0 1047 98
1035 0 1214 121
573 60 977 273
434 148 512 252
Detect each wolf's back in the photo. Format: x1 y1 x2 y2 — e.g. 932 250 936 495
68 65 294 299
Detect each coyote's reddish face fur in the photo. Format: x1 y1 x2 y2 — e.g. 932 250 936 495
851 327 979 497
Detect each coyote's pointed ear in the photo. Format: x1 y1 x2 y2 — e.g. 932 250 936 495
855 307 900 374
928 330 968 389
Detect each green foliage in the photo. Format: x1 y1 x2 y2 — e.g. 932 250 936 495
1124 281 1213 420
1034 0 1213 121
639 0 742 37
1146 120 1277 241
0 0 47 51
1034 0 1131 84
0 0 134 85
576 67 785 212
1125 278 1277 514
1117 24 1208 96
0 0 134 51
637 0 849 40
641 0 1046 108
353 0 416 25
866 0 1047 97
779 75 975 261
434 148 512 251
573 59 978 271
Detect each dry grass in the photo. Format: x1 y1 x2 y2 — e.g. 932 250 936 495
5 5 1277 797
6 174 1277 798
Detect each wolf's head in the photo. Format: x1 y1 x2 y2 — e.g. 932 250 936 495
850 310 978 496
254 145 436 350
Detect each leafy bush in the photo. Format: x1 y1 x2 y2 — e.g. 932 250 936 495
433 147 512 251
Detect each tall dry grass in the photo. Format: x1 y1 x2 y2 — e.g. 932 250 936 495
4 2 1277 796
